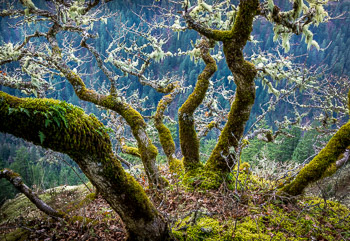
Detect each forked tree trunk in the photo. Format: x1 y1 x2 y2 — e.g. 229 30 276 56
205 0 259 172
0 91 171 241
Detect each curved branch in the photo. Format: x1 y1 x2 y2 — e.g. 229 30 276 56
41 23 165 188
178 38 217 170
154 82 183 172
183 0 259 44
0 168 63 218
183 11 227 41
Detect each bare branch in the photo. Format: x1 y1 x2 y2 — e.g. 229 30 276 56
0 168 63 218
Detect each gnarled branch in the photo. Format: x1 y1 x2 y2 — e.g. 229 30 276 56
0 168 63 218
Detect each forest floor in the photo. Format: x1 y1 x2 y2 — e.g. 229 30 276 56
1 166 350 240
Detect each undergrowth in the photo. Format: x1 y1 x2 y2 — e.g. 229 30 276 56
1 164 349 240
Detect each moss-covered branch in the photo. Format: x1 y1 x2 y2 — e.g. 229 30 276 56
198 121 218 139
178 38 217 170
278 122 350 196
0 168 63 218
154 82 183 172
54 63 165 188
184 0 258 44
183 11 228 41
205 0 259 173
120 140 141 159
0 91 170 240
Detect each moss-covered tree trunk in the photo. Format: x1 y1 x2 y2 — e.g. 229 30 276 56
205 0 259 172
0 91 171 241
178 38 217 170
154 82 184 172
279 121 350 196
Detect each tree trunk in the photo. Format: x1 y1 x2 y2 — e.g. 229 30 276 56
205 0 259 173
0 91 171 240
154 82 184 173
178 38 217 170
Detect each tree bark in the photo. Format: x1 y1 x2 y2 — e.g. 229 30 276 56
154 82 183 172
0 91 171 240
205 0 259 172
0 168 63 218
178 38 217 170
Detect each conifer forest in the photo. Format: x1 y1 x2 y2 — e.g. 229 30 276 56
0 0 350 240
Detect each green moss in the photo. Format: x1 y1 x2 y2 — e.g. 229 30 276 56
1 228 29 241
179 39 217 171
238 162 250 174
70 215 99 226
0 91 112 160
155 123 176 161
121 145 141 158
169 158 184 174
181 163 259 191
172 216 224 241
182 167 222 190
172 197 350 240
232 217 271 240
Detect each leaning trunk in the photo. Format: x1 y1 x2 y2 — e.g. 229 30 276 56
0 91 170 240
